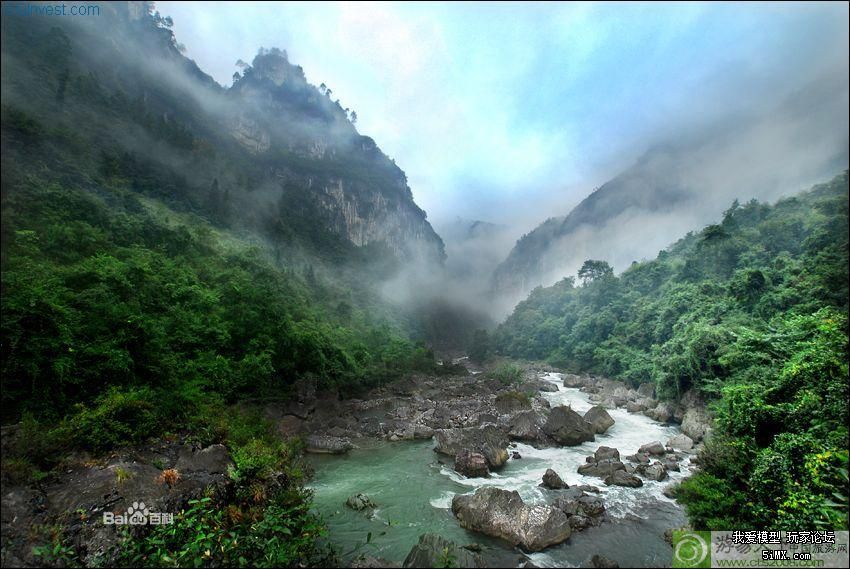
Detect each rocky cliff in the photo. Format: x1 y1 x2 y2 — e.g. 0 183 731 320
1 2 444 264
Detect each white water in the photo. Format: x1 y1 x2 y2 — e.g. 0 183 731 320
309 372 690 567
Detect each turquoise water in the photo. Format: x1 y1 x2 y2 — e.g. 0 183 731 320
308 374 688 567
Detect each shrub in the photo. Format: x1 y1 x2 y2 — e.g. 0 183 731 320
489 363 524 385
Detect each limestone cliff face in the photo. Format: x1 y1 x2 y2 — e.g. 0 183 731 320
227 49 445 261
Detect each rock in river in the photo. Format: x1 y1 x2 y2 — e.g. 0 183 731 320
540 468 568 489
434 425 509 470
542 406 595 446
583 406 615 434
455 449 489 478
638 441 666 456
346 493 376 511
604 470 643 488
452 487 571 552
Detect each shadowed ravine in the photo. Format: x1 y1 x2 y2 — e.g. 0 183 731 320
308 373 689 567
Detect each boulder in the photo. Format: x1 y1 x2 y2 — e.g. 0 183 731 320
594 446 620 462
666 433 694 451
637 462 668 482
638 441 666 456
511 451 522 460
624 452 650 464
552 489 605 530
541 468 568 490
577 459 625 479
625 401 645 413
645 403 675 423
451 487 571 552
305 435 353 454
455 450 489 478
434 425 509 470
346 493 376 511
543 406 595 446
402 533 486 568
413 425 435 440
636 383 656 399
681 408 712 442
604 470 643 488
508 411 547 442
562 374 585 388
583 406 615 435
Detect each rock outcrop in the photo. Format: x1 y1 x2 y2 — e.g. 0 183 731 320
455 450 490 478
451 488 571 552
542 406 595 446
583 406 615 434
434 425 509 470
402 533 486 568
541 468 568 489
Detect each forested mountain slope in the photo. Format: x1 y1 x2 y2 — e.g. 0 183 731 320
1 5 447 565
0 2 444 264
495 171 849 529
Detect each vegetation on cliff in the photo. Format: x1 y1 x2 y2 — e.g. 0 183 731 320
494 172 849 529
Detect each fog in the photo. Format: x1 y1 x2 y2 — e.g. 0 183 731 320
15 2 846 334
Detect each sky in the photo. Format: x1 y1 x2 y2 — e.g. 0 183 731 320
158 1 849 231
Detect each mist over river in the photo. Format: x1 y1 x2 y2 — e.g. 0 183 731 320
308 373 691 567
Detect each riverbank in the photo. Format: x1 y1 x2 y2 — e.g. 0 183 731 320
304 366 710 567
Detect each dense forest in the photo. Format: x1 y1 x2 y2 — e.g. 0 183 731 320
0 5 445 567
1 2 848 567
494 172 849 529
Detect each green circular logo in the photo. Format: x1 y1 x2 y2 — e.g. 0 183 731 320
674 531 709 567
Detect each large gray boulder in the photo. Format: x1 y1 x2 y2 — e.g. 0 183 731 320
681 408 712 442
667 433 694 451
508 410 547 442
583 406 615 435
636 383 656 399
553 490 605 519
636 462 668 482
451 487 571 552
543 406 595 446
638 441 666 456
434 425 509 469
604 470 643 488
645 402 675 423
577 459 625 479
541 468 568 489
593 446 620 462
455 450 489 478
346 493 376 511
403 533 486 568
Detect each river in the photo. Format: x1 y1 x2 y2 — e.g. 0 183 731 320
308 372 690 567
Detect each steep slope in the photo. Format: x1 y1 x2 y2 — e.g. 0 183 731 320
491 75 849 311
0 2 444 265
493 171 849 531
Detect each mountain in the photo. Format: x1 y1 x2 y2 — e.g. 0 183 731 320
0 2 444 265
493 170 849 530
491 73 849 312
